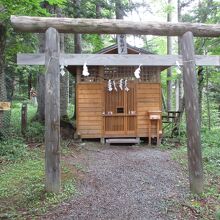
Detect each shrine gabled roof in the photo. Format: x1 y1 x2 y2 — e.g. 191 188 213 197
66 43 170 74
96 43 154 55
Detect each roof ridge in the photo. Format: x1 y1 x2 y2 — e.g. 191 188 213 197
95 43 154 54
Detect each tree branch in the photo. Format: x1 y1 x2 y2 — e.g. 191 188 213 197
180 0 195 9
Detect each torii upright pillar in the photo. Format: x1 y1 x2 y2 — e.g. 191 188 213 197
181 31 203 194
45 27 61 193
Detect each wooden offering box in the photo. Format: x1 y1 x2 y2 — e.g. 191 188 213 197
148 111 162 145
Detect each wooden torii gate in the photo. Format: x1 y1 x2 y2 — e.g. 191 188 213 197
11 15 220 194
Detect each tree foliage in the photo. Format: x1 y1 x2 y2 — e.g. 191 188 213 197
0 0 67 99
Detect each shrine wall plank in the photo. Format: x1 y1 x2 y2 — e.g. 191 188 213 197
136 83 162 137
76 82 162 139
76 83 103 138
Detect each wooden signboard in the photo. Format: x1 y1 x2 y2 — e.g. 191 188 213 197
0 102 11 111
117 34 127 54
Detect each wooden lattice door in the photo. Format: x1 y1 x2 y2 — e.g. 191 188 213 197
104 82 136 136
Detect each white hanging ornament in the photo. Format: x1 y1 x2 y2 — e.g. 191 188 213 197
134 64 142 79
60 65 65 76
176 60 181 69
82 62 90 76
113 80 117 91
119 79 123 90
124 79 129 92
108 79 113 92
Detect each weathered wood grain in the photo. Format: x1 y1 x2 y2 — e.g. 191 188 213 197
11 16 220 37
45 28 61 193
17 53 220 66
136 83 162 137
76 83 103 138
17 53 45 65
181 31 204 194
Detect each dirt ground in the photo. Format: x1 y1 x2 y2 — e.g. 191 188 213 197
43 143 189 220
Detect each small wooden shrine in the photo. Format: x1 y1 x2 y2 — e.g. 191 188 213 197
67 44 167 143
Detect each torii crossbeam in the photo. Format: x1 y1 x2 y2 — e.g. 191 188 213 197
11 15 220 194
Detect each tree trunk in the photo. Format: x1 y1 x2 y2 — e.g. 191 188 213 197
28 72 32 99
179 72 184 110
58 6 69 120
115 0 124 19
177 1 184 111
74 34 82 54
36 74 45 121
96 1 101 19
60 72 69 119
36 33 46 121
74 0 82 54
60 33 69 119
21 103 27 135
175 79 179 111
198 66 204 127
162 89 167 112
0 24 7 102
73 0 82 120
115 1 127 54
206 67 211 130
167 0 172 111
0 24 7 136
73 37 82 120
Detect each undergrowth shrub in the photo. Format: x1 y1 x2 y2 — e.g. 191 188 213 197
0 138 29 161
203 147 220 175
25 121 44 142
201 127 220 147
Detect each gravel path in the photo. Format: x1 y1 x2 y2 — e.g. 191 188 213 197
44 145 188 220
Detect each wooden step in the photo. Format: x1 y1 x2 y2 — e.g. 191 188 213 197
106 138 140 144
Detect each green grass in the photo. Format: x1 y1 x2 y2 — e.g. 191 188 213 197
0 149 76 219
0 101 76 219
171 128 220 219
0 138 29 162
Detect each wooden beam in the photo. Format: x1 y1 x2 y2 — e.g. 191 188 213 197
45 27 61 193
17 53 45 65
181 31 203 194
11 16 220 37
17 53 220 66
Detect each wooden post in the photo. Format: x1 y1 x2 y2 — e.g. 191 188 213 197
45 27 61 193
181 31 203 194
21 103 27 135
